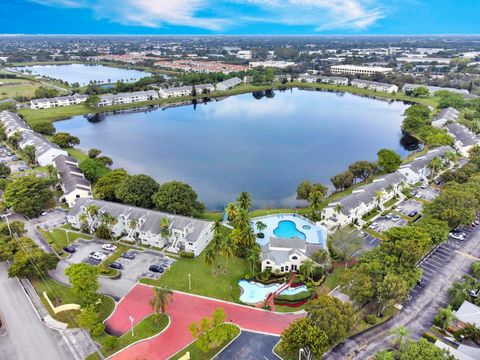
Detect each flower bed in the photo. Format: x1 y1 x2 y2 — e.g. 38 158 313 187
274 291 317 308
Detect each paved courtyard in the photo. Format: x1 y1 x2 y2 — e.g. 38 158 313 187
106 285 303 360
396 199 424 216
412 186 440 202
374 216 407 233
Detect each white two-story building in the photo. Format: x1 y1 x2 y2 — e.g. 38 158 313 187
54 155 92 207
397 146 452 184
97 90 158 107
67 198 214 256
30 94 88 109
351 79 398 93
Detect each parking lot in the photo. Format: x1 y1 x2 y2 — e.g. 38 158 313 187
114 250 175 283
396 199 424 217
408 224 477 304
9 161 29 173
65 239 114 266
33 208 68 228
412 186 440 202
374 215 408 233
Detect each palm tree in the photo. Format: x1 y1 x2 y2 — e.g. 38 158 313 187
299 259 315 280
85 204 98 219
444 150 457 164
203 246 217 275
334 203 343 215
149 287 173 325
428 157 443 179
225 203 237 221
375 190 385 209
436 306 456 331
309 191 323 219
212 220 222 236
100 212 117 240
389 325 410 351
448 276 475 308
246 245 261 276
220 236 235 273
160 218 170 239
236 192 252 211
255 221 267 233
128 218 138 238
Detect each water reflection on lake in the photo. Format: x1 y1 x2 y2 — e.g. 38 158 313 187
55 89 419 209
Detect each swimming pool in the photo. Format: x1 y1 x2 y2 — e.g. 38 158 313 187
273 220 306 240
238 280 280 304
280 285 309 296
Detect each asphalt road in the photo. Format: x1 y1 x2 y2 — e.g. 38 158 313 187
215 331 280 360
0 262 74 360
325 225 480 360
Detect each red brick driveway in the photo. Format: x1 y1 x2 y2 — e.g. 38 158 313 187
105 284 303 359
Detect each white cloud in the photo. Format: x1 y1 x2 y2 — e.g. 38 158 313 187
31 0 387 31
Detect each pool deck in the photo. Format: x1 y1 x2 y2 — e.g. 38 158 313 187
252 213 327 247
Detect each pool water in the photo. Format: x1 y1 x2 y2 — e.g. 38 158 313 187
238 280 280 304
273 220 306 240
280 285 309 296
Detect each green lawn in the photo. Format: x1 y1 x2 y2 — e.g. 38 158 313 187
95 314 169 358
170 324 240 360
320 267 346 294
30 277 115 328
39 228 92 256
141 245 249 302
0 78 41 99
67 148 89 162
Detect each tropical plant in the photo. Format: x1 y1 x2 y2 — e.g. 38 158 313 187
428 157 443 179
434 306 456 331
299 259 315 281
203 246 217 275
246 245 261 276
236 192 252 211
149 287 173 325
255 221 267 233
225 203 237 221
389 325 410 352
160 218 171 239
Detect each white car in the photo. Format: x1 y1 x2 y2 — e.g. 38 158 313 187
449 232 466 241
369 222 378 230
102 244 117 252
89 251 107 261
415 193 423 199
385 213 393 220
421 183 428 189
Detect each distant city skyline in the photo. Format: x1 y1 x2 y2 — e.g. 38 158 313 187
0 0 479 35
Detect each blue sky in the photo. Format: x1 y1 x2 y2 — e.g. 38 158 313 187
0 0 479 35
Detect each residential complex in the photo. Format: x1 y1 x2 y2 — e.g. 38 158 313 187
54 155 92 207
330 65 393 76
97 90 158 107
402 83 470 96
30 94 88 109
350 79 398 93
67 198 214 256
215 77 243 91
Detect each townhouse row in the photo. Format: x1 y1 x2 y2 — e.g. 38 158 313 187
67 198 214 256
0 111 93 207
298 74 398 93
320 146 453 231
30 77 244 109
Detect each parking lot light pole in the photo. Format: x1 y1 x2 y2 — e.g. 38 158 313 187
129 316 134 337
188 273 191 291
66 230 70 244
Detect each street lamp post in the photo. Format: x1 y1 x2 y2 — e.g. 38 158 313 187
129 316 134 337
66 230 70 244
188 273 191 291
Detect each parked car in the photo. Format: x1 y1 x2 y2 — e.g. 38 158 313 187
392 215 401 222
385 213 393 220
421 183 428 189
149 264 165 273
396 206 403 212
415 193 423 199
89 251 107 262
369 222 378 230
411 190 417 196
40 210 48 216
109 262 122 270
102 244 117 252
63 245 76 254
449 232 466 241
121 251 136 259
408 211 418 217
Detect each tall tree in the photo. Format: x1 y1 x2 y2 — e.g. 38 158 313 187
65 263 100 306
236 192 252 211
115 174 159 209
149 287 173 324
377 149 402 173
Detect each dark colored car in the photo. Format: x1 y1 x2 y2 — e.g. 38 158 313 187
63 245 76 254
408 211 418 217
149 264 165 273
109 262 123 269
121 251 136 259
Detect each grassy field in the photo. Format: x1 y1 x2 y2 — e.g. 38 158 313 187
320 267 347 294
30 277 115 328
39 228 92 256
170 323 240 360
141 245 249 302
96 314 169 358
0 78 41 99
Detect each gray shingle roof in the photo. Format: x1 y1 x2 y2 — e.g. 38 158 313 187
400 146 452 173
445 123 479 147
69 198 212 242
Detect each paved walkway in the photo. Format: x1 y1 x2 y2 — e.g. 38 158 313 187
105 284 303 360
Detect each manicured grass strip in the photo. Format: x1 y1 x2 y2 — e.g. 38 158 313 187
321 267 346 293
39 228 92 257
170 323 240 360
141 246 248 302
97 314 169 358
31 277 115 328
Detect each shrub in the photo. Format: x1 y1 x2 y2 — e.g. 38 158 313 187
103 335 118 350
423 332 438 343
257 232 265 238
92 322 105 337
179 251 194 258
365 314 377 325
275 291 311 303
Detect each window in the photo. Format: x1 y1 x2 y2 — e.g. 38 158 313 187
285 265 289 271
266 261 270 264
292 256 298 260
280 267 284 272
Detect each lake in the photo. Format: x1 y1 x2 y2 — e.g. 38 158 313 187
55 89 419 210
13 64 151 86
